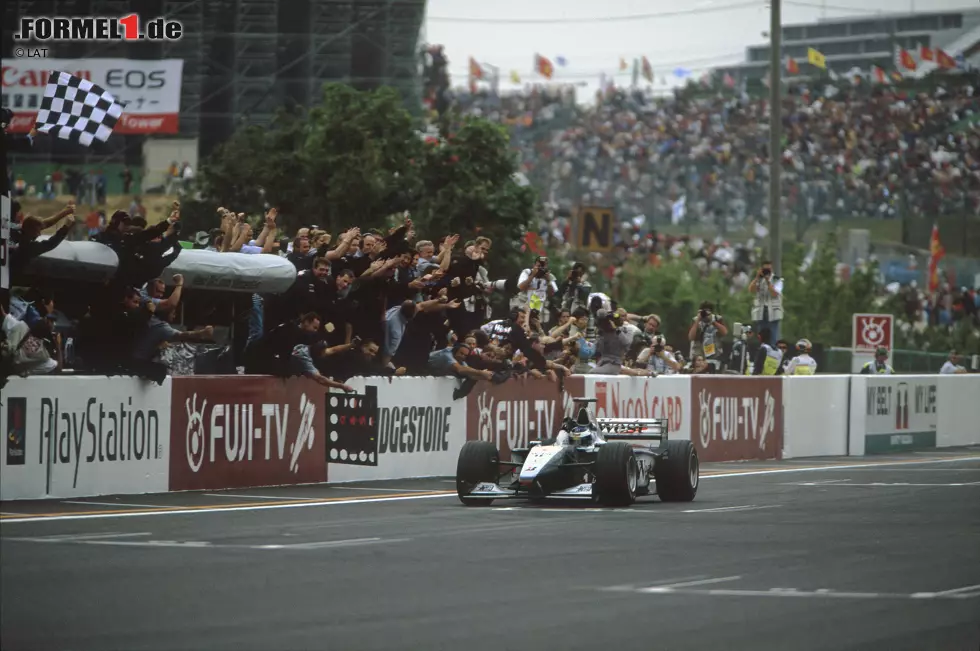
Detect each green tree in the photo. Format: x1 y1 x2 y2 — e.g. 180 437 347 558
615 257 753 349
190 84 536 273
613 232 885 351
780 232 879 347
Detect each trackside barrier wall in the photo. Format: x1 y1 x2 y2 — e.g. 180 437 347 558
1 374 976 500
781 376 849 459
1 377 172 500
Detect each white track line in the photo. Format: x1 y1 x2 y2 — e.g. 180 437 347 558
62 501 170 508
3 455 978 525
641 576 742 590
6 532 151 543
932 584 980 596
326 487 445 493
0 493 456 524
202 494 323 501
700 456 979 479
683 505 780 514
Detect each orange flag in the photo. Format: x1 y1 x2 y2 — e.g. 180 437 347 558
920 45 934 61
641 56 653 83
468 57 484 80
936 49 957 69
786 57 799 75
898 48 917 71
535 54 554 79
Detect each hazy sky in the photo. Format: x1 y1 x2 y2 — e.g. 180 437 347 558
424 0 978 96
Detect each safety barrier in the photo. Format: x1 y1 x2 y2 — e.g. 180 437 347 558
2 373 977 500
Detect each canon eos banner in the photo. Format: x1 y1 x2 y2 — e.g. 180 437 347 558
169 376 325 491
0 377 171 500
692 376 783 462
863 377 937 454
466 376 584 460
2 58 184 134
329 377 466 482
583 376 691 442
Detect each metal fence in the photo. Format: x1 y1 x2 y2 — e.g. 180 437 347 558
823 347 949 374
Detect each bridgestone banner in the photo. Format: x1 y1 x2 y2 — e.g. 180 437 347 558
692 376 783 462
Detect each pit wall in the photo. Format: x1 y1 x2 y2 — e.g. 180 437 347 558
2 374 977 500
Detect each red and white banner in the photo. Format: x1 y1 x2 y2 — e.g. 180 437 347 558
169 376 326 491
2 58 183 134
852 313 894 354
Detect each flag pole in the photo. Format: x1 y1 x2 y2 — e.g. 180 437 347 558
768 0 782 276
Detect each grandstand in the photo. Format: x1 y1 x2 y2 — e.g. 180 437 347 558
716 7 980 81
2 0 428 165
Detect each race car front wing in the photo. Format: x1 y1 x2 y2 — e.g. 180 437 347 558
465 481 595 500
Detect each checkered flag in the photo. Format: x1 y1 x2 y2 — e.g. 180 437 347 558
35 71 124 146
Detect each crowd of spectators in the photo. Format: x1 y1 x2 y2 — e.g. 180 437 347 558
2 199 754 389
5 72 980 384
457 76 980 244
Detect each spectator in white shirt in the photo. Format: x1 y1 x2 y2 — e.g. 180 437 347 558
514 256 558 323
939 350 968 374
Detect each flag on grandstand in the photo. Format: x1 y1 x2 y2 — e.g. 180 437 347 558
619 57 629 71
827 68 839 81
523 232 546 256
786 57 800 75
891 71 903 82
896 47 917 72
556 56 568 67
34 71 123 147
936 49 957 69
872 66 887 84
807 47 826 69
469 57 485 80
534 54 554 79
723 72 736 88
928 224 945 295
641 56 653 83
920 45 934 62
510 70 521 84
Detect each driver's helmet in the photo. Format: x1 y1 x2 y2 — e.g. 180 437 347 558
569 425 594 447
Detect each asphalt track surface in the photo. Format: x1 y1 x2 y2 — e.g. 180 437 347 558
2 450 980 651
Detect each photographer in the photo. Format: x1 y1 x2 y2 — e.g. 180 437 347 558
748 260 783 346
687 300 728 368
515 256 558 325
590 309 636 375
556 262 591 313
636 334 681 375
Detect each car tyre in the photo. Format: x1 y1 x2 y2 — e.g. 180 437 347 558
594 442 638 506
456 441 499 506
655 440 699 502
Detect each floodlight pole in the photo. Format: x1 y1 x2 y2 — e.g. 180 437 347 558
768 0 782 275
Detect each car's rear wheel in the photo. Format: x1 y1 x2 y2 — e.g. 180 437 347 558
456 441 499 506
594 442 638 506
654 440 699 502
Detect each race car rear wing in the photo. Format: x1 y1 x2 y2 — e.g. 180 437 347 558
596 418 669 440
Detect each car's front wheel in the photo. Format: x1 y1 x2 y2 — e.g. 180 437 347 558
594 442 638 506
654 440 699 502
456 441 499 506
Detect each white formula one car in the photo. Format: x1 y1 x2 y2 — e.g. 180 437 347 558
456 397 699 506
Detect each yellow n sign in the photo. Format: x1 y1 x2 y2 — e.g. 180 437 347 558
576 206 614 252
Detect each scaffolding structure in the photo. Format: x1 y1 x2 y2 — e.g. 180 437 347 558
2 0 427 160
